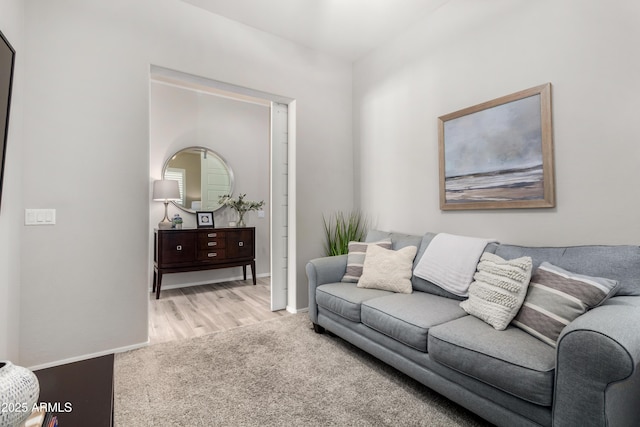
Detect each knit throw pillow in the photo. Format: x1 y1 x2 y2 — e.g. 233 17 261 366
341 239 392 283
357 244 418 294
512 262 620 347
460 252 533 330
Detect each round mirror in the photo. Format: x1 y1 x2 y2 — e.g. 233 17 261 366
162 146 234 213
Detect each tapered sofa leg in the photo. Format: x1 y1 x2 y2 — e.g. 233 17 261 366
312 323 325 334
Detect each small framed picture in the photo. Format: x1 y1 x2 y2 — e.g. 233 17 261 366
196 211 215 228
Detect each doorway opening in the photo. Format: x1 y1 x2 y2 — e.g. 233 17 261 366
148 65 296 320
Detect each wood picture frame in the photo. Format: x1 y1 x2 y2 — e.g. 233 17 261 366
438 83 555 210
196 211 215 228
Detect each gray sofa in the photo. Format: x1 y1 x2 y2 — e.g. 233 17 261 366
306 230 640 427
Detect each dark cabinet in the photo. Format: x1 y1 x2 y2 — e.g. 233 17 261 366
153 227 256 299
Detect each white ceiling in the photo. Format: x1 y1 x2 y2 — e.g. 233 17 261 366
182 0 450 61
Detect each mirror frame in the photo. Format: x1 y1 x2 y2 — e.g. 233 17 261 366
162 146 234 214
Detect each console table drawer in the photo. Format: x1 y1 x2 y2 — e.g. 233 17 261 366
198 232 226 250
196 249 227 261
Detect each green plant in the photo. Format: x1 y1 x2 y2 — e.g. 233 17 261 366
219 193 265 226
219 193 265 214
322 211 368 256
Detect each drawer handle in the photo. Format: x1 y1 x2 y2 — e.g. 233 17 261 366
208 242 217 246
238 242 244 247
176 245 182 251
208 233 217 237
208 252 217 257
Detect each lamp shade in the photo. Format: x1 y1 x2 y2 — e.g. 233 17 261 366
152 180 180 201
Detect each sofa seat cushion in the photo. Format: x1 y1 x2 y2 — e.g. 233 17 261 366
316 283 393 323
428 315 555 406
361 292 467 352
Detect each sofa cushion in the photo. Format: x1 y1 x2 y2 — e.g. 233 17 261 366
460 252 533 330
512 262 620 347
365 230 423 251
361 292 467 352
495 244 640 296
342 239 393 283
429 315 556 406
316 283 392 323
357 245 417 294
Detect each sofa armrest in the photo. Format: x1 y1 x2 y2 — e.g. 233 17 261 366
306 255 348 323
553 303 640 426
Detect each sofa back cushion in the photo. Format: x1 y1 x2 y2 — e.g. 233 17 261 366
495 244 640 296
365 230 423 250
366 230 640 297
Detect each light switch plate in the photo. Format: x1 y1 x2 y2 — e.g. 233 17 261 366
25 209 56 225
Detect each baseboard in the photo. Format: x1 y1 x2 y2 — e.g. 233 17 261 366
28 340 149 371
156 273 271 292
286 305 308 314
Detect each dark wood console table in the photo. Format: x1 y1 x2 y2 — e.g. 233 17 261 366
153 227 256 299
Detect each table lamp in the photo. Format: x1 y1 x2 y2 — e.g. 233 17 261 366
153 180 180 230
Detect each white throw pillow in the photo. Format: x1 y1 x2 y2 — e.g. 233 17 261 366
460 252 533 330
357 244 417 294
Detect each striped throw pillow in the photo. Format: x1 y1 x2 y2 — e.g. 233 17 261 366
341 239 392 283
460 252 533 330
512 262 620 347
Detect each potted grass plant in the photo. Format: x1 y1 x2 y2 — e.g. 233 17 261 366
322 211 368 256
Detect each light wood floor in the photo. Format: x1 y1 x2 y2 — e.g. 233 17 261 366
148 277 289 345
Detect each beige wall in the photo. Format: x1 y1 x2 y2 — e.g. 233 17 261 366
15 0 619 365
19 0 353 366
0 0 23 361
354 0 640 246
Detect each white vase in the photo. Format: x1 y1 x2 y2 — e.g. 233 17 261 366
0 361 40 427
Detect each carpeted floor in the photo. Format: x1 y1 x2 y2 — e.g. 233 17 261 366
115 314 493 426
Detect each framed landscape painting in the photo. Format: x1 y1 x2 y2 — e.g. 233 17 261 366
438 83 555 210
